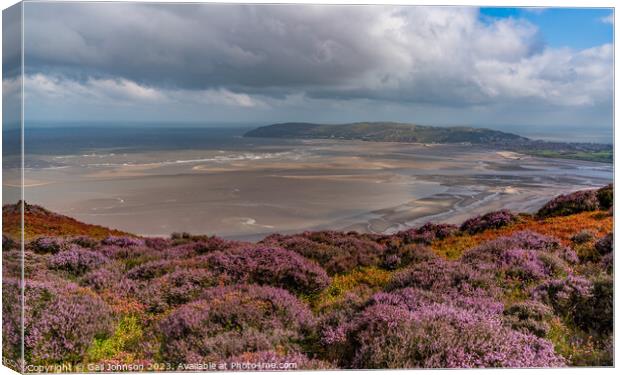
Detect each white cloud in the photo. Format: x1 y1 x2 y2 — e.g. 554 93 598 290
601 13 614 24
21 4 613 126
24 74 265 109
472 44 612 106
92 78 165 102
2 76 21 97
24 74 165 104
177 88 266 108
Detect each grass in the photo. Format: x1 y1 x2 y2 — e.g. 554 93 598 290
86 315 144 363
312 267 391 311
525 150 612 164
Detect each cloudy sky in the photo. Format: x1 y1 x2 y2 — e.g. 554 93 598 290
10 3 614 131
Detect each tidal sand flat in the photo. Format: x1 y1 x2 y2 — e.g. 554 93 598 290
18 129 612 240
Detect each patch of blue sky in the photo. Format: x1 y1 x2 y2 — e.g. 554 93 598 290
479 7 613 50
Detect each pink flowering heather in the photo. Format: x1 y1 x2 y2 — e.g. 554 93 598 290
537 189 600 218
534 275 593 311
5 187 613 368
99 244 159 261
499 248 554 280
380 243 437 270
369 287 504 318
2 278 23 364
533 275 612 332
535 274 613 334
22 280 113 364
159 285 314 364
80 267 121 291
326 302 564 368
193 235 244 254
500 249 567 282
68 235 99 249
144 237 172 250
126 258 185 280
505 230 565 251
397 222 459 245
460 210 517 234
30 236 64 254
161 237 244 258
463 230 577 267
159 243 202 259
316 292 369 348
387 259 497 296
48 246 110 276
261 231 386 274
204 246 330 294
101 235 144 248
139 268 219 312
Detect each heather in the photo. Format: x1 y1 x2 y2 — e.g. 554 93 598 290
2 279 23 364
3 278 114 365
433 212 610 260
395 222 458 245
159 285 314 364
535 275 613 334
203 246 330 294
537 189 600 218
126 259 185 280
596 184 613 210
261 230 443 275
387 258 497 295
460 210 517 234
48 247 110 276
81 268 122 291
321 302 564 368
139 268 219 312
503 301 553 337
571 230 594 245
461 231 574 284
3 185 614 370
595 233 613 255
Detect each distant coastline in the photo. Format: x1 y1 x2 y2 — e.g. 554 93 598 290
245 122 613 163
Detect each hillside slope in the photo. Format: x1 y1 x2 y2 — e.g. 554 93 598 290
244 122 527 144
2 201 132 241
245 122 612 163
1 185 614 370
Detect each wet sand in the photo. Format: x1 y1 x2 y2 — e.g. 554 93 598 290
16 139 613 240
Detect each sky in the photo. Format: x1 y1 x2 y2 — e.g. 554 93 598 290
3 3 614 132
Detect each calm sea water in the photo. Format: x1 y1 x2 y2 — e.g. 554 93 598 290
3 125 613 239
18 126 271 155
494 124 613 144
4 123 613 158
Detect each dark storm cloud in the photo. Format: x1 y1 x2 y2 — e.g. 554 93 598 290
14 2 613 127
24 3 388 90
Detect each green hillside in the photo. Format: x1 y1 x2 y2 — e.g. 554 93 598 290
244 122 527 144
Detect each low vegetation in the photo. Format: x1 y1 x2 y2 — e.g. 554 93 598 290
2 184 613 370
245 122 612 163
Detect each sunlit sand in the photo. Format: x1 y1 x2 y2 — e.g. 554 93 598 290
19 139 612 240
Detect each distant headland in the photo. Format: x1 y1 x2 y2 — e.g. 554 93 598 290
245 122 612 163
